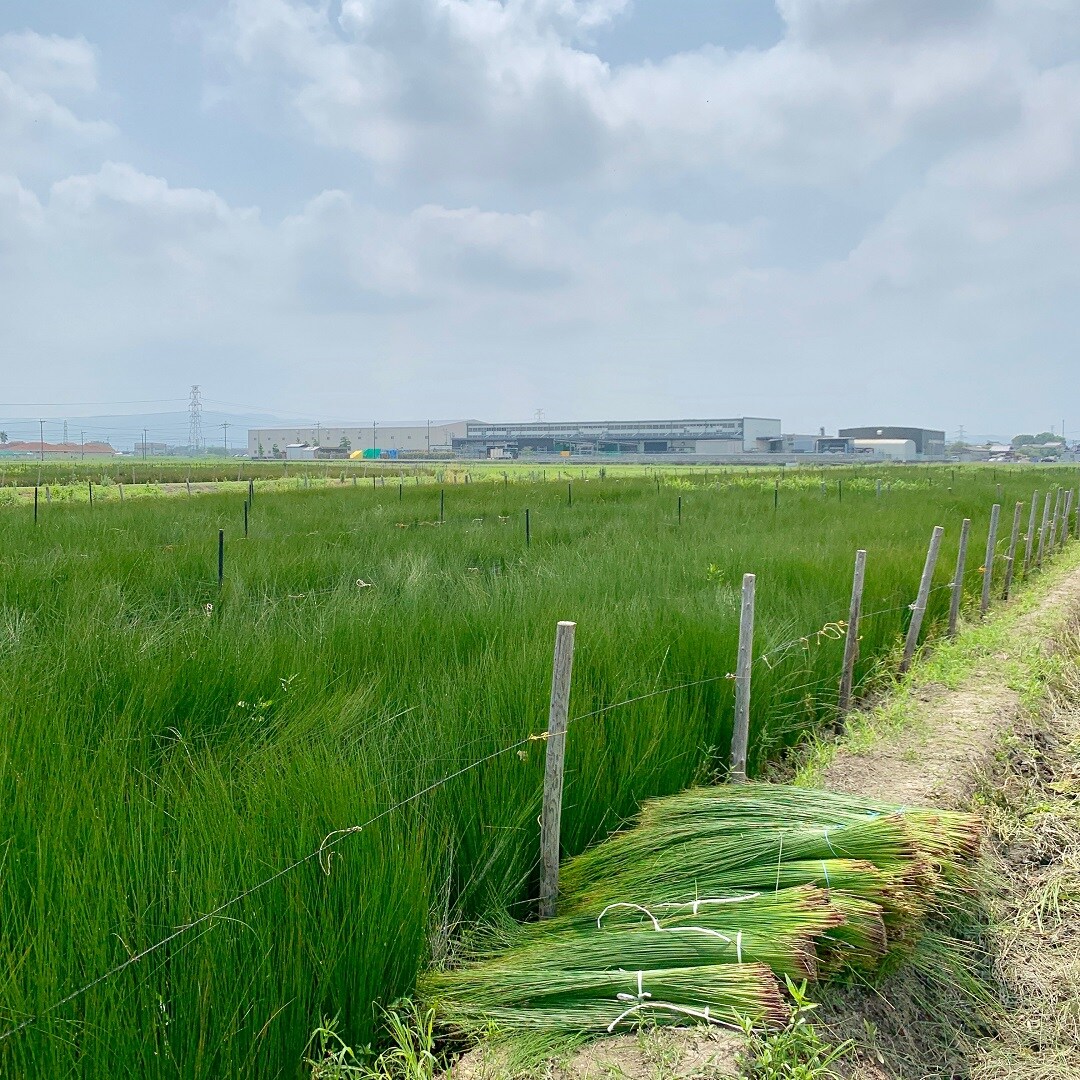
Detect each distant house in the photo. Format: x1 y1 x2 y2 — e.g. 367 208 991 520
0 440 116 459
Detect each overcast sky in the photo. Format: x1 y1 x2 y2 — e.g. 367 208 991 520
2 1 1078 440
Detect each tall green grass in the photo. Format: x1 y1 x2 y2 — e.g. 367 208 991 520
0 466 1072 1077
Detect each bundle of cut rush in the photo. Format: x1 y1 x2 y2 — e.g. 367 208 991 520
419 783 980 1039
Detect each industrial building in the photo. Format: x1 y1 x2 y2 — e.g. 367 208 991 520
454 418 781 457
247 418 782 459
247 422 468 459
246 418 945 461
838 427 946 460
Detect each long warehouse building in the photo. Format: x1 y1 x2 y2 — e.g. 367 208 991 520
246 418 782 458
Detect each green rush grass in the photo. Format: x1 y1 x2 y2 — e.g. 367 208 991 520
0 465 1072 1077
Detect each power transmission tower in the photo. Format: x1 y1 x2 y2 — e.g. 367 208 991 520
188 385 203 452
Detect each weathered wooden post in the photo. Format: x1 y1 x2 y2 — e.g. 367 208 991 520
1037 492 1052 568
901 526 944 674
1024 492 1039 577
678 495 682 524
243 501 249 538
730 573 756 781
1060 490 1073 548
119 483 124 503
981 504 1001 616
33 486 38 525
539 620 576 919
439 488 445 523
88 481 93 508
948 518 971 638
1048 488 1063 553
838 550 867 716
217 529 224 588
1002 502 1023 601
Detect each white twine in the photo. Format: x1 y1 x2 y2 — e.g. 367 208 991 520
822 828 839 857
597 903 732 942
607 1001 724 1033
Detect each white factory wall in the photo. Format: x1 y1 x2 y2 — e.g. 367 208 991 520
741 417 783 450
248 422 468 457
853 439 917 461
693 439 745 454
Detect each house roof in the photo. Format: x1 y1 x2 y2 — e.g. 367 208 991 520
0 440 115 453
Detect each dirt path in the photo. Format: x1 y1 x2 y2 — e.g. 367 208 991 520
821 565 1080 810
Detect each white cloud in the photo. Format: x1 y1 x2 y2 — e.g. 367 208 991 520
203 0 1066 190
0 31 114 175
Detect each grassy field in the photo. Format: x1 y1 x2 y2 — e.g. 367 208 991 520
0 465 1073 1078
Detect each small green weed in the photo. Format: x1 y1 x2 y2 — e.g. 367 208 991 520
739 979 853 1080
306 1005 439 1080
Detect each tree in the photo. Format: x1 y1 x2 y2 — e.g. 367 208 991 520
1011 434 1036 447
339 436 352 452
0 431 7 443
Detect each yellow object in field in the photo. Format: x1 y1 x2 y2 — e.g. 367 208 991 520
349 450 365 460
559 450 571 457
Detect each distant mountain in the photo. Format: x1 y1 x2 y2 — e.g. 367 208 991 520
0 410 298 453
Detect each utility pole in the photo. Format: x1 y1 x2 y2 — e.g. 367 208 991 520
80 430 85 461
372 420 377 459
426 419 431 455
221 422 230 456
142 428 148 459
38 419 44 462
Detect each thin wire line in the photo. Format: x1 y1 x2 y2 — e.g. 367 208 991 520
0 733 541 1043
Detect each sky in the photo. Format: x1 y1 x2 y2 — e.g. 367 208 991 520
1 0 1079 444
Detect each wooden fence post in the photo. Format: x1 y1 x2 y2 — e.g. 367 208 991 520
1037 492 1052 568
901 526 944 674
34 486 38 525
948 518 971 638
539 620 576 919
838 550 866 716
981 504 1001 616
1061 490 1073 548
1002 502 1023 601
1024 492 1039 577
730 573 756 781
1048 488 1063 553
217 529 224 588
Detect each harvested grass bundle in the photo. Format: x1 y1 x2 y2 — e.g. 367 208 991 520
463 886 843 981
421 783 980 1040
422 963 790 1035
